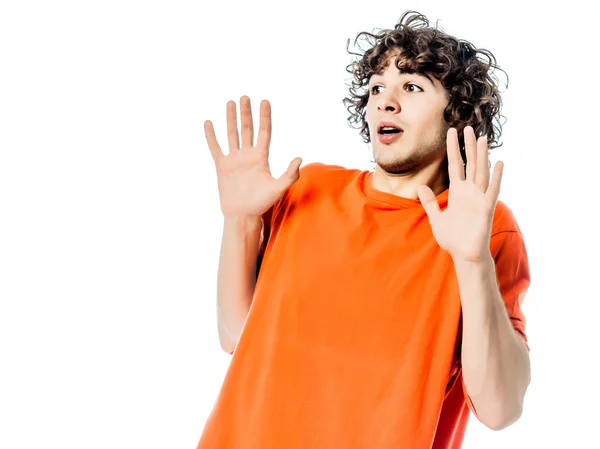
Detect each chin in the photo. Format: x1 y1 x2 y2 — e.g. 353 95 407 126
374 155 422 175
373 145 442 176
372 145 408 170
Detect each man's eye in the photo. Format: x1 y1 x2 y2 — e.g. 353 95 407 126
406 84 423 92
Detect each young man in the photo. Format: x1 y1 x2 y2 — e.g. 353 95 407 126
198 11 531 449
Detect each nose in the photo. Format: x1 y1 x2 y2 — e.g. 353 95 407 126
377 91 400 113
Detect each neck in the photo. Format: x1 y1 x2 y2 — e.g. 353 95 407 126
371 160 449 200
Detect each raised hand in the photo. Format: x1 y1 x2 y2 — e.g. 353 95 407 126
204 96 302 218
417 126 503 263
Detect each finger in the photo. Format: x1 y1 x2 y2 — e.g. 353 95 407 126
486 160 504 204
446 128 464 182
476 136 490 192
464 126 477 184
204 120 224 163
276 157 303 190
417 185 442 225
226 100 240 152
256 100 272 158
240 96 254 149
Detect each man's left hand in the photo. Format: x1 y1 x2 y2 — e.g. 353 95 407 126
417 126 503 263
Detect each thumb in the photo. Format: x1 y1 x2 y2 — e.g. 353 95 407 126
417 185 441 223
276 157 302 189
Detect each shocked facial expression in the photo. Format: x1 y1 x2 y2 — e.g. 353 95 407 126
365 55 451 175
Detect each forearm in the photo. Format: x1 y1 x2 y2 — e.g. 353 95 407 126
216 215 263 353
454 256 531 430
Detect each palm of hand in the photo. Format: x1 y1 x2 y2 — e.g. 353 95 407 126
204 96 302 218
216 151 279 217
417 126 503 263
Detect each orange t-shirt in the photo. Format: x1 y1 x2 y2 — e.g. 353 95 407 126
197 163 530 449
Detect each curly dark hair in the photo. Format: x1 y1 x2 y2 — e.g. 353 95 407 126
343 10 508 162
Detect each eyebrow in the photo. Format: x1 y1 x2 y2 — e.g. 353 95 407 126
371 71 434 86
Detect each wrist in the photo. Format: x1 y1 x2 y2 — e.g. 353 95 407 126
452 253 495 280
223 214 263 233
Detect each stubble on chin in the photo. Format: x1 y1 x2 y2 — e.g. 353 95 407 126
370 125 449 174
373 141 446 176
374 151 426 175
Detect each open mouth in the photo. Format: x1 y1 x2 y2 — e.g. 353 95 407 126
377 126 403 144
378 126 403 135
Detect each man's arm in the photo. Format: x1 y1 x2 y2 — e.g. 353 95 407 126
455 255 531 430
216 215 263 354
204 96 302 354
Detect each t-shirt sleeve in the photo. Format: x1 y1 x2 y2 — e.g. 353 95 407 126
256 162 324 276
256 205 274 279
256 162 332 275
490 228 531 349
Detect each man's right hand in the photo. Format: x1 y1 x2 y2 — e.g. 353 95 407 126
204 96 302 218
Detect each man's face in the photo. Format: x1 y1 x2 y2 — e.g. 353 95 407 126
365 55 451 175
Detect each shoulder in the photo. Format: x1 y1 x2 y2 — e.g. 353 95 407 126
270 162 359 214
490 200 530 264
288 162 363 194
491 200 525 237
298 162 361 181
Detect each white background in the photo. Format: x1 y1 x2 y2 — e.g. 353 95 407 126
1 1 599 448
